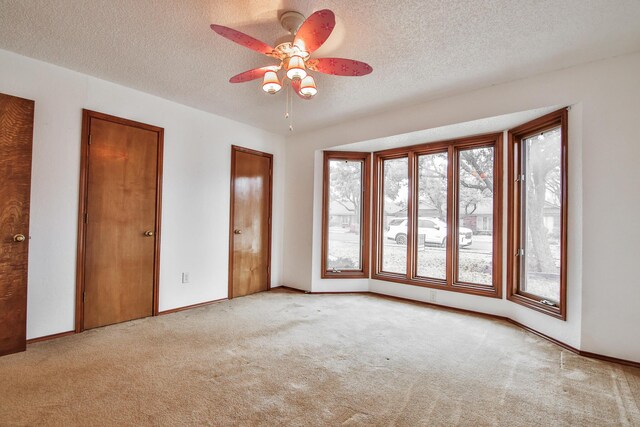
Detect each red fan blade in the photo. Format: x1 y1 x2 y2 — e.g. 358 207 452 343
211 24 278 58
290 79 312 100
307 58 373 76
293 9 335 54
229 66 280 83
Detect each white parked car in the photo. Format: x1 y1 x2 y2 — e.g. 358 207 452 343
386 217 473 247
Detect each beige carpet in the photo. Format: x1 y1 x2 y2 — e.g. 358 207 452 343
0 289 638 426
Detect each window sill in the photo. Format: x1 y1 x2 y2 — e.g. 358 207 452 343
507 293 566 320
321 271 369 279
371 273 501 298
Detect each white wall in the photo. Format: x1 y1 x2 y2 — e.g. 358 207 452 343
0 49 286 340
284 52 640 362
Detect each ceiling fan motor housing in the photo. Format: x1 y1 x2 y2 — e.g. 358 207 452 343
274 11 308 59
279 11 306 35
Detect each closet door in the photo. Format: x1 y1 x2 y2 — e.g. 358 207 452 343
78 110 164 331
229 146 272 298
0 93 34 356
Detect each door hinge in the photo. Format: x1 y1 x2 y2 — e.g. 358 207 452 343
515 248 525 256
515 174 525 182
83 212 88 223
83 291 86 302
88 134 92 145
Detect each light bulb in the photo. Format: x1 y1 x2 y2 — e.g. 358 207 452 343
299 75 317 97
286 55 307 80
262 71 282 94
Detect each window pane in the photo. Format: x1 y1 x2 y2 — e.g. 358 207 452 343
457 147 494 285
416 152 448 280
327 159 363 271
522 127 562 302
382 157 408 274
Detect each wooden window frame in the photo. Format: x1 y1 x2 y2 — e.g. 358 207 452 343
321 151 371 279
413 149 448 286
373 152 410 280
507 108 568 319
371 133 503 298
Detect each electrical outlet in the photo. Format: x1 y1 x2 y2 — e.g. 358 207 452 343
181 272 190 284
429 290 437 302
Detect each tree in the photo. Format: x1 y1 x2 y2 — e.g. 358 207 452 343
416 148 494 219
417 153 447 220
329 160 363 227
458 147 494 215
383 158 408 210
524 129 561 274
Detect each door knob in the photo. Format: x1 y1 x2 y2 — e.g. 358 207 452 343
234 229 242 235
144 230 154 237
13 234 26 242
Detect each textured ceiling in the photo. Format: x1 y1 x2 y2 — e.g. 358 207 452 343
1 0 640 135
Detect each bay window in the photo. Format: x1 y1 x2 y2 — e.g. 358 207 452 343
322 109 567 311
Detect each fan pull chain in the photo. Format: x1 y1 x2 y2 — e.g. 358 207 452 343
289 87 294 132
284 83 290 119
284 83 293 131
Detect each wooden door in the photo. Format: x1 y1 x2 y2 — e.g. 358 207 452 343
0 93 34 356
78 110 163 331
229 146 272 298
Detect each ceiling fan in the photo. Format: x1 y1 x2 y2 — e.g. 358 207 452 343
210 9 373 100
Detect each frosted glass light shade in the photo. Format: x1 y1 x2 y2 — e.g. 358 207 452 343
299 75 317 97
286 55 307 80
262 71 282 94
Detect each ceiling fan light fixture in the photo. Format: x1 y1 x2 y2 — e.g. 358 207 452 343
299 75 317 97
262 71 282 94
211 9 372 129
286 55 307 80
